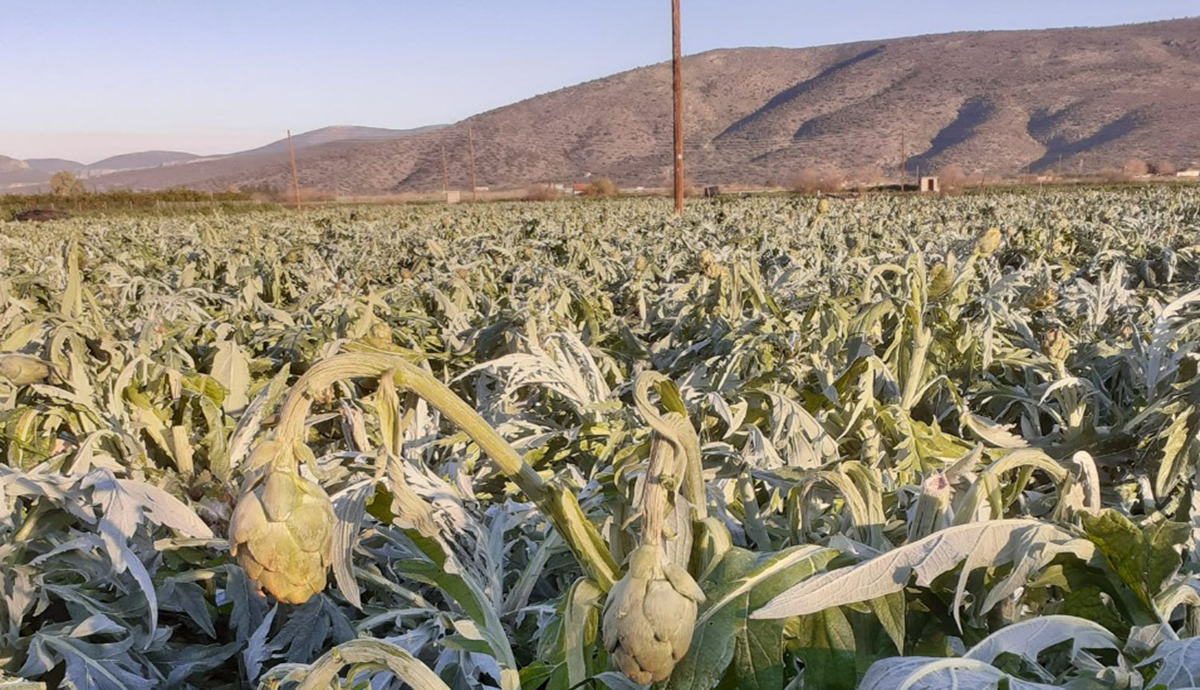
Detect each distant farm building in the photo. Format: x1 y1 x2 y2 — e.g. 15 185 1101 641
704 185 722 198
445 191 462 204
1177 169 1200 179
920 176 940 193
572 183 590 195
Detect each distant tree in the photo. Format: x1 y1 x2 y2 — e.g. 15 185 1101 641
937 164 969 191
49 171 86 196
1123 159 1149 177
1151 160 1177 176
584 178 619 197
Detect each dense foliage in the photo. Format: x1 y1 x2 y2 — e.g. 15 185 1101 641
1 189 1199 690
0 189 258 221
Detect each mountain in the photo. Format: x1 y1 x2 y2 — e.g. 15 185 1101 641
77 18 1200 193
24 158 83 174
80 151 201 178
232 125 447 157
0 156 50 190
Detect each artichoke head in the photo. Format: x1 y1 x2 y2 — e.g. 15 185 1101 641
1040 327 1070 365
975 227 1002 256
602 545 705 684
0 354 52 386
229 468 335 604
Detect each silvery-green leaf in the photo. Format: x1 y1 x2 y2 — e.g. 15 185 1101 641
755 520 1074 619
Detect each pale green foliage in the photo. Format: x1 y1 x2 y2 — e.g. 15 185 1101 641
0 188 1198 689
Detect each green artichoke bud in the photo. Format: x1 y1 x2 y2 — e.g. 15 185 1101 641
229 467 335 604
1040 327 1070 365
0 354 52 386
1026 285 1058 312
602 545 705 684
975 227 1002 256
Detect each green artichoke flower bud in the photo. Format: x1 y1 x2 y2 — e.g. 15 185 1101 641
975 227 1002 256
602 545 705 684
1040 327 1070 365
229 467 335 604
0 354 52 386
1026 285 1058 312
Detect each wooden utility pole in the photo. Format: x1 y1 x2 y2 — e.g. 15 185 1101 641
899 132 906 190
468 129 477 203
441 143 449 196
671 0 684 214
286 130 301 210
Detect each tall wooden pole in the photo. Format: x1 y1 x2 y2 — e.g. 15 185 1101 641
672 0 684 214
899 132 906 190
468 129 477 203
441 143 449 196
287 130 301 210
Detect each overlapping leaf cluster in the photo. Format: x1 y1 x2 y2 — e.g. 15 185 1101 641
1 188 1199 690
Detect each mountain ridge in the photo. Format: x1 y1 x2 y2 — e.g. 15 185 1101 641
9 17 1200 194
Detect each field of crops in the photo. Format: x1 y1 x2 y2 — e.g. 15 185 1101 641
2 189 1199 690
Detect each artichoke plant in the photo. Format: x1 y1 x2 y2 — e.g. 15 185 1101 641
603 375 706 683
229 465 336 604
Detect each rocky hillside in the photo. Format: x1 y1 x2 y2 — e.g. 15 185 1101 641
60 17 1200 193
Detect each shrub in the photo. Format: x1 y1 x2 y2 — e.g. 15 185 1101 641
1123 159 1149 177
584 177 619 197
1151 160 1177 176
937 164 969 191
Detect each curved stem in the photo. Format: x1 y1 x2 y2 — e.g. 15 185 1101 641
272 352 616 586
634 372 707 520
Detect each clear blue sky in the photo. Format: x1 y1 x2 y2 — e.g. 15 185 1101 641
2 0 1194 162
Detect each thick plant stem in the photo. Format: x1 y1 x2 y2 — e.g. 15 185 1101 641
633 372 707 520
273 352 617 587
640 436 669 549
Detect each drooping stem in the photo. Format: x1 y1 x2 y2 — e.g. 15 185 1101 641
633 372 707 521
276 354 543 499
272 351 616 587
640 435 670 549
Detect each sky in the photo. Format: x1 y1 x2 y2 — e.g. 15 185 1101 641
1 0 1196 163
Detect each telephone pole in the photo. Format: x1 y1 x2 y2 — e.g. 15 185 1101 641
468 129 478 203
671 0 684 214
441 143 449 197
899 131 906 190
287 130 301 210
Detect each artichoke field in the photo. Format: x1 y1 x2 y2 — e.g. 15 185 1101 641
1 189 1199 689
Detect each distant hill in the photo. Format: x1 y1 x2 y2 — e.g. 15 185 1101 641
0 156 28 174
48 17 1200 193
232 125 447 157
80 151 201 178
0 156 49 190
25 158 83 174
